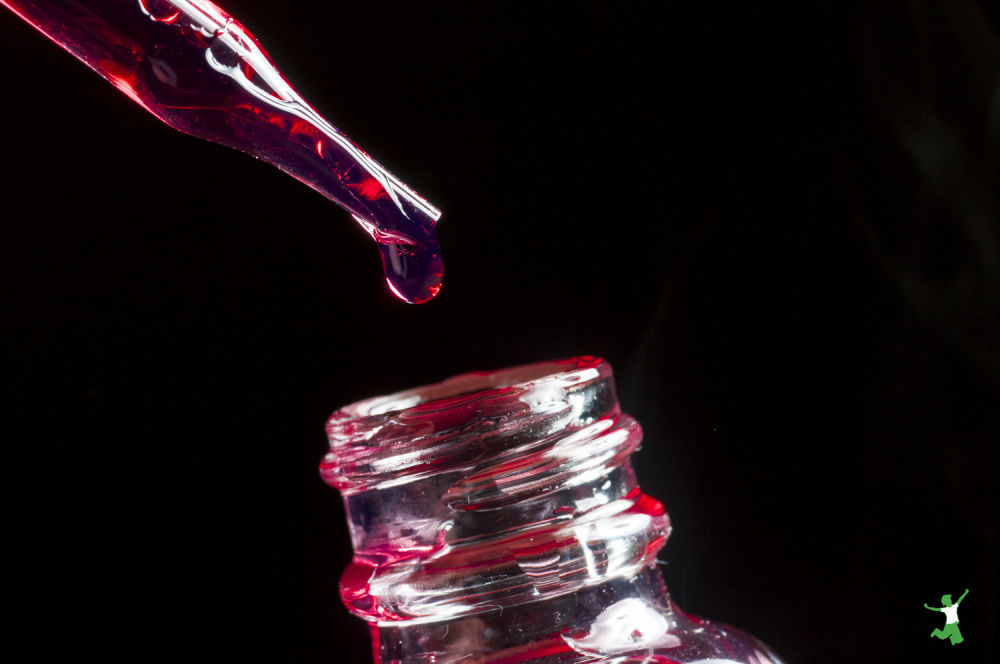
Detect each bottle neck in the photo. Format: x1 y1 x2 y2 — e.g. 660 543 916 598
338 457 669 624
324 358 671 626
325 358 782 664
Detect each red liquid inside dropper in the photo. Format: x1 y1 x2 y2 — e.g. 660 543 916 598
3 0 443 303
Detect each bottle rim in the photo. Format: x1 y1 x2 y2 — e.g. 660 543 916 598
332 356 609 419
322 356 616 491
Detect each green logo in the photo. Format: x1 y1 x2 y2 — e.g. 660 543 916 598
924 589 969 645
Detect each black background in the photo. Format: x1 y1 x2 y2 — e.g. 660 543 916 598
2 2 997 662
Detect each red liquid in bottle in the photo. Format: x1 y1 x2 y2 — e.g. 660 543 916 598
2 0 443 303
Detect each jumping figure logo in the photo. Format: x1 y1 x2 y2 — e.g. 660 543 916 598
924 588 969 645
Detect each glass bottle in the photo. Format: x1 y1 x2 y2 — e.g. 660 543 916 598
323 357 782 663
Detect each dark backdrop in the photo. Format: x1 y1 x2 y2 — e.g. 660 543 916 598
2 2 997 662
